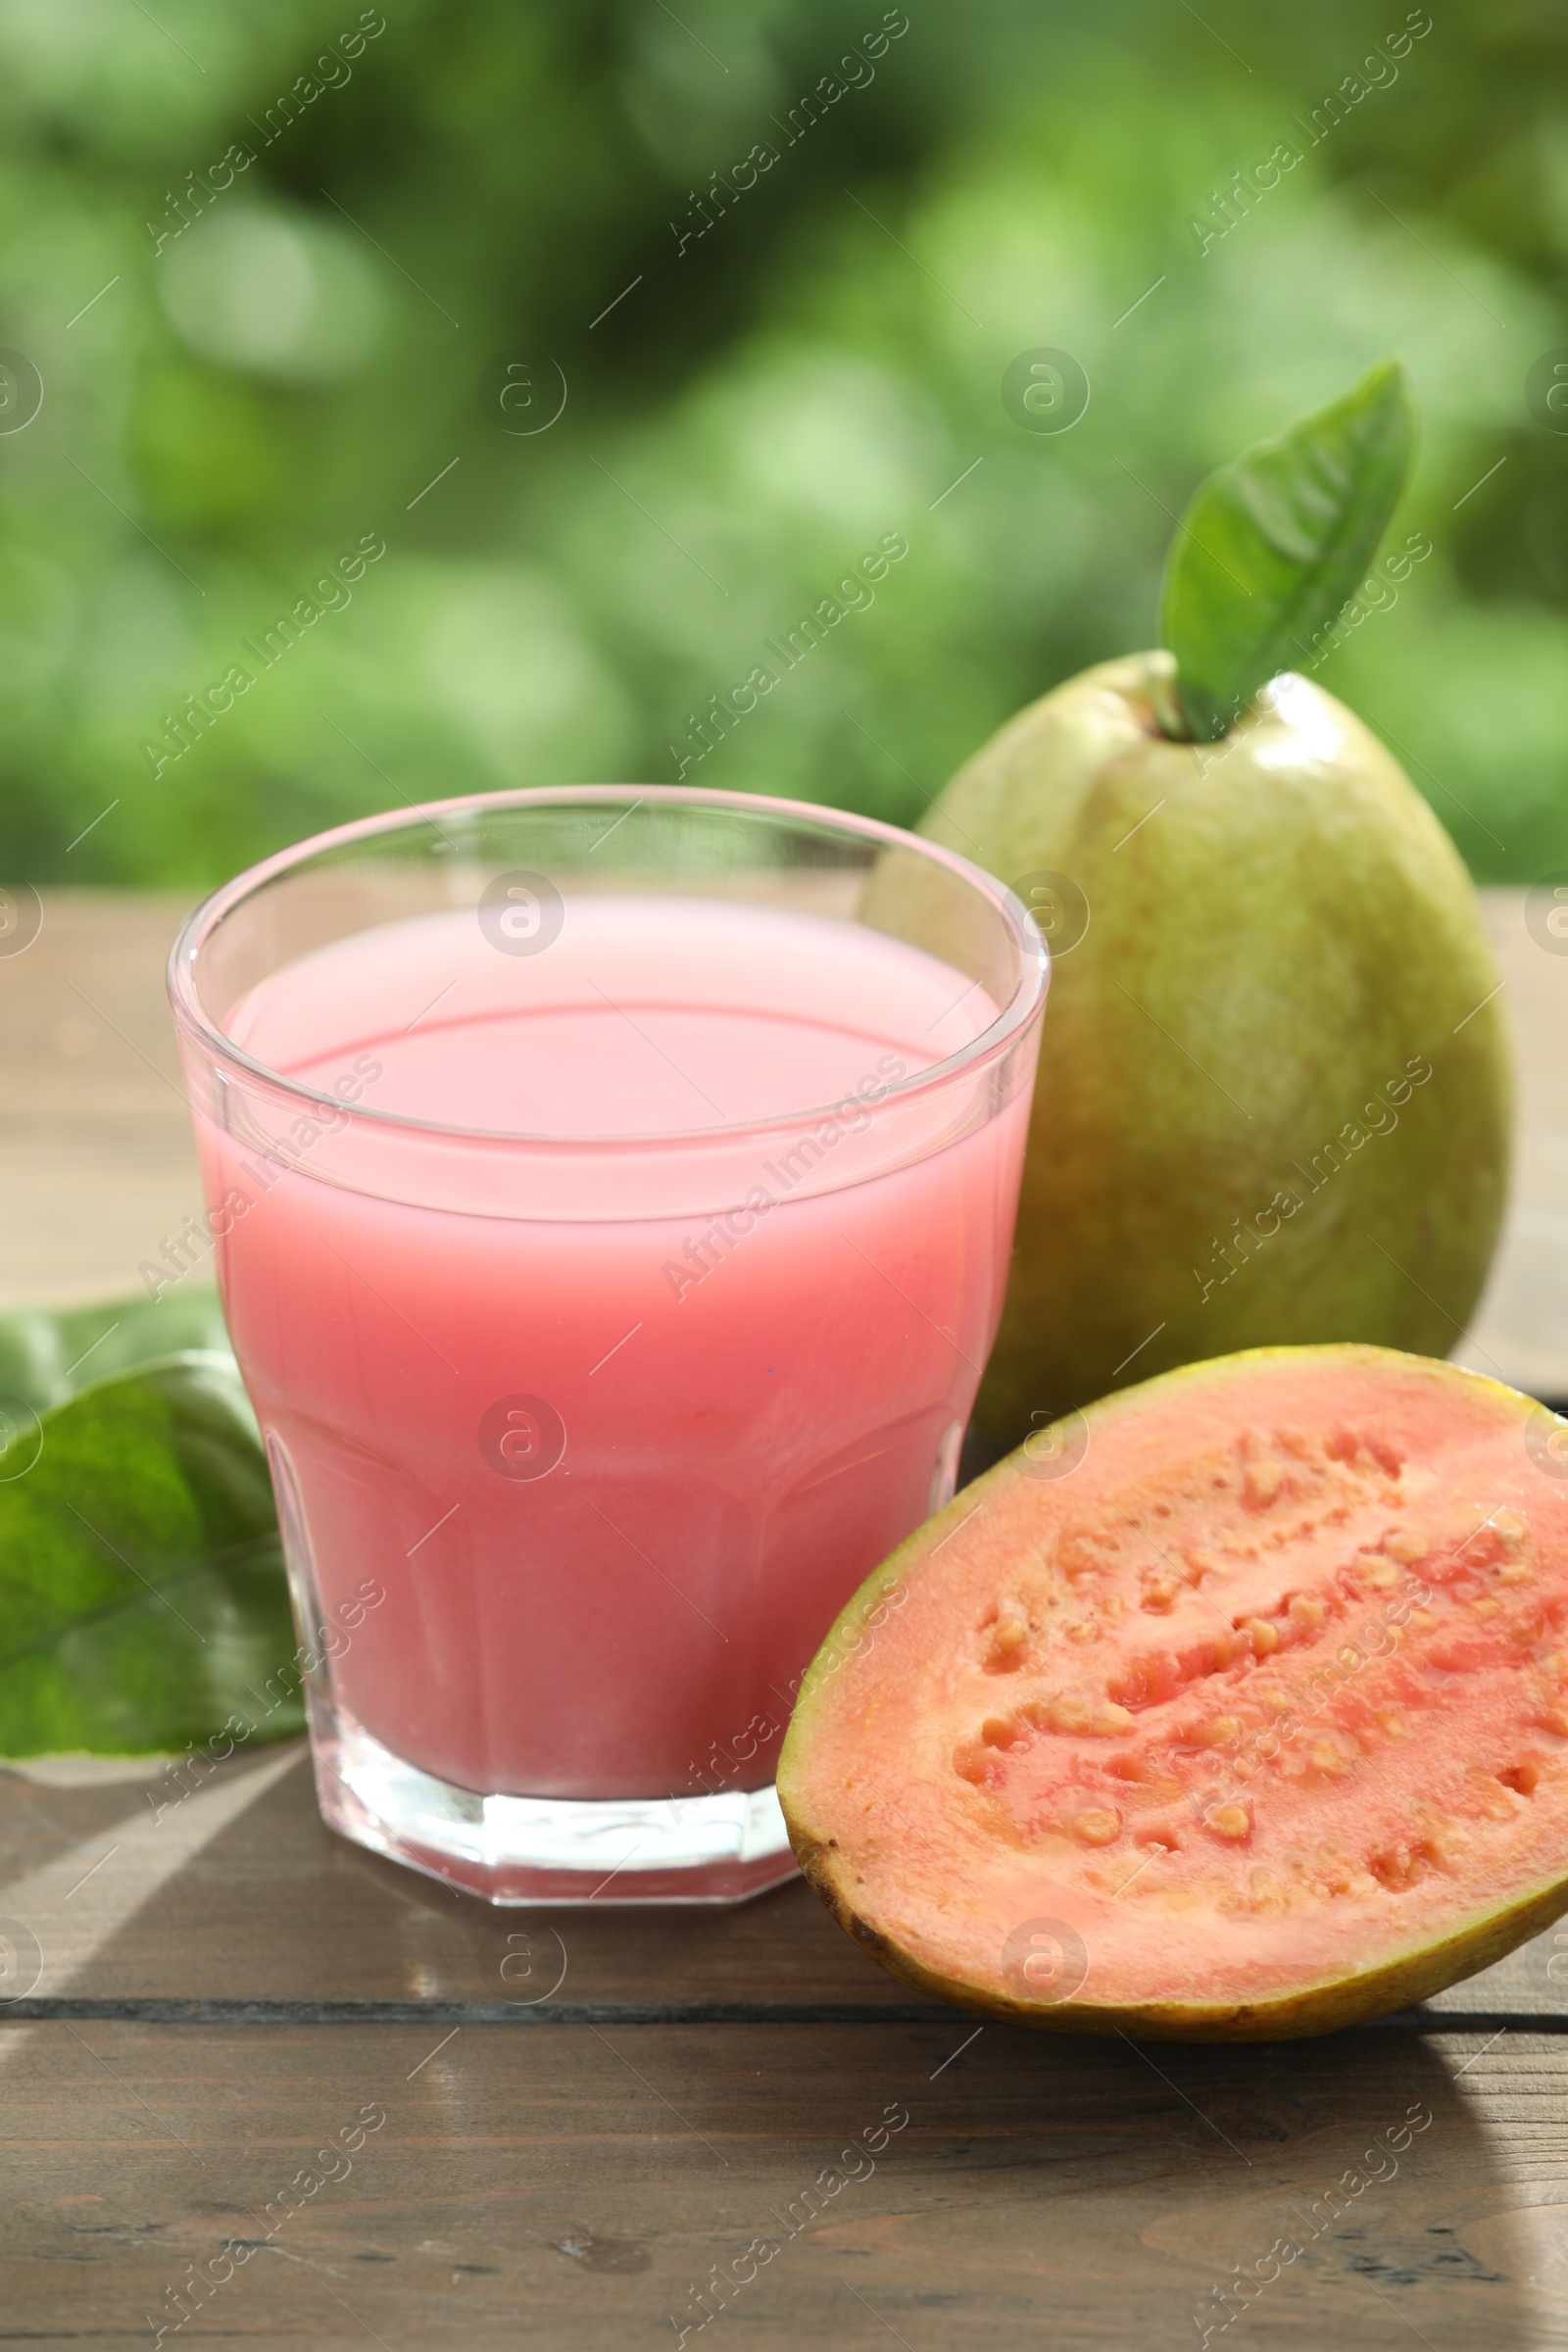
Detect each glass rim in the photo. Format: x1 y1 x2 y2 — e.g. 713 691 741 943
167 782 1050 1151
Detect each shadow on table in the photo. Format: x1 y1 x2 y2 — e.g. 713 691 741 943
3 1743 1557 2345
3 1742 898 2010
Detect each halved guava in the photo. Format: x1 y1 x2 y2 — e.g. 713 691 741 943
778 1346 1568 2040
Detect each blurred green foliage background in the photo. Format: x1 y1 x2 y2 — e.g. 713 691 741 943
1 0 1563 886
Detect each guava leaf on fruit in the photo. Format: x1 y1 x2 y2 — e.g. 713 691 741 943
1158 357 1416 742
0 1349 302 1757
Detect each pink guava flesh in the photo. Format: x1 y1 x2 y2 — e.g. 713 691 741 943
780 1347 1568 2034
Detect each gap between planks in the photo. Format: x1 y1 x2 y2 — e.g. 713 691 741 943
0 1998 1552 2030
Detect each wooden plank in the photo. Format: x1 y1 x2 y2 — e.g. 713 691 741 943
1463 888 1568 1400
5 1745 1568 2025
0 886 1562 1389
0 887 1565 2352
0 2017 1564 2348
0 1746 926 2013
0 889 200 1310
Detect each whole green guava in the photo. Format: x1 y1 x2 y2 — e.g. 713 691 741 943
919 650 1511 1445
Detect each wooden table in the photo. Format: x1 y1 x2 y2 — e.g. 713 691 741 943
3 890 1568 2350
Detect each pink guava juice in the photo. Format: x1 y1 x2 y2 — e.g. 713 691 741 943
186 889 1038 1807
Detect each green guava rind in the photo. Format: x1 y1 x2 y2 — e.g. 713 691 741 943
905 653 1511 1446
778 1345 1568 2043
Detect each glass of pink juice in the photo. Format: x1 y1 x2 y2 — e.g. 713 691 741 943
169 787 1048 1903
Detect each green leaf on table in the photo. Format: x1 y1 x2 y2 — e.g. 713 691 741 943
0 1350 303 1757
1157 357 1417 743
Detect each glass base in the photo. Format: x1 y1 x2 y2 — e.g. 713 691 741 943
309 1696 800 1905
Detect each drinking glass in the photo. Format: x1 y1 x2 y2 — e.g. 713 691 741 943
169 786 1048 1903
